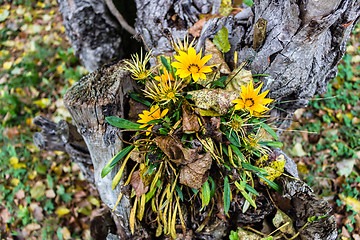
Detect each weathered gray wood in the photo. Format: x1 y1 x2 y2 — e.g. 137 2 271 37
64 61 139 237
45 0 360 239
57 0 123 72
33 115 94 184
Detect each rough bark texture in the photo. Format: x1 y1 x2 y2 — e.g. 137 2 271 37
57 0 123 72
63 61 139 238
37 0 360 239
32 115 94 184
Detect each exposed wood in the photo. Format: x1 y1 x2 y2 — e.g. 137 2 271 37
40 0 360 239
57 0 123 72
64 60 140 237
33 115 94 184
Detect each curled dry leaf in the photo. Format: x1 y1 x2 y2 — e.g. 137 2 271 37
182 101 201 134
188 88 239 115
225 62 253 92
130 148 144 163
154 136 199 165
189 18 207 38
179 151 212 189
272 209 296 235
130 170 149 197
204 117 222 142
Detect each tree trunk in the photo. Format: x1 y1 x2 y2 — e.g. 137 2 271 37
39 0 360 239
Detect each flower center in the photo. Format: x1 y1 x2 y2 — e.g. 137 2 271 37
244 98 255 108
188 64 200 73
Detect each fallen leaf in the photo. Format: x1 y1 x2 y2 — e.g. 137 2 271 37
225 62 253 92
182 101 201 133
336 159 355 177
130 170 149 197
56 206 70 216
272 209 296 235
290 142 307 157
339 194 360 212
45 189 56 198
24 223 41 232
189 18 207 37
179 151 212 189
188 88 239 115
60 227 71 239
30 181 46 199
154 136 199 164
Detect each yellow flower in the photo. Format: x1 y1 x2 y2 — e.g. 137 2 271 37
124 49 153 82
231 81 273 116
143 76 184 104
154 68 175 82
171 47 213 82
172 35 196 53
137 105 168 135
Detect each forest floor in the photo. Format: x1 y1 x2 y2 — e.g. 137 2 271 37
0 1 359 239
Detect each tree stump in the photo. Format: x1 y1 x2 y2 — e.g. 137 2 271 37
36 0 360 239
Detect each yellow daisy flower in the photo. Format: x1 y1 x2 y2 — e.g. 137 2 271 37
154 68 175 82
172 34 196 53
137 105 168 135
171 47 213 82
124 49 153 82
231 81 273 116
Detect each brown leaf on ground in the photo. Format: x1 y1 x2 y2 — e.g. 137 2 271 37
182 101 201 134
130 170 149 197
154 136 199 165
189 18 207 38
204 117 222 142
179 151 212 189
130 148 144 163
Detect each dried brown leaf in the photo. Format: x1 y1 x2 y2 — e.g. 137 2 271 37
130 170 149 197
182 102 201 134
154 136 199 165
179 151 212 189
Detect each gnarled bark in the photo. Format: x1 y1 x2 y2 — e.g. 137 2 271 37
35 0 360 239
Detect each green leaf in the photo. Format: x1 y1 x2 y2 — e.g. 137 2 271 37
259 141 283 148
234 181 256 208
175 185 184 202
209 176 216 199
256 173 280 191
243 0 254 7
106 116 141 129
229 230 239 240
210 76 227 88
202 181 211 207
230 145 244 161
226 131 241 147
213 26 231 53
259 122 277 140
160 56 171 73
242 162 268 175
224 176 231 215
129 93 151 106
245 184 259 196
101 145 134 178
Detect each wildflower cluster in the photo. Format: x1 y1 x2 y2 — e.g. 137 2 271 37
102 37 284 238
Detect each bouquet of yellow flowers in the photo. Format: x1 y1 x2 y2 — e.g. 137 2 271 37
101 36 285 238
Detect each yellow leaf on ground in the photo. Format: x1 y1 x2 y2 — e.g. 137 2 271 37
339 194 360 212
33 98 51 108
11 178 20 186
56 206 70 216
3 61 13 70
9 156 19 165
60 227 71 239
